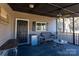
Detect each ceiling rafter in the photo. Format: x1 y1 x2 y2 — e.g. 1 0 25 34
48 3 79 16
48 3 78 13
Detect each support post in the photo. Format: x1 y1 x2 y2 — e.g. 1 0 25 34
56 18 58 39
63 18 65 32
73 17 75 44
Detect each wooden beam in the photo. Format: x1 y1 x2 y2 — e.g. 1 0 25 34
48 3 78 13
73 17 75 44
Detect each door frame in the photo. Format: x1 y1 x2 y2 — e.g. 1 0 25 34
15 18 29 44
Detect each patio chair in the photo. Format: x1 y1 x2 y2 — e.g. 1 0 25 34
39 32 56 43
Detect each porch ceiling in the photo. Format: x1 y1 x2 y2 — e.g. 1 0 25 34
8 3 79 17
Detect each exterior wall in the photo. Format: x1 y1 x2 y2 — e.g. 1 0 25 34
13 11 56 44
48 18 56 33
0 4 14 47
13 11 56 35
0 3 56 46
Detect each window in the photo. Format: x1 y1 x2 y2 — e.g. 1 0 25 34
1 7 7 19
57 17 73 33
64 17 73 33
57 17 63 32
36 22 47 31
74 17 79 44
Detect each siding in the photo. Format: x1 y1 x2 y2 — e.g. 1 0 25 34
0 4 14 47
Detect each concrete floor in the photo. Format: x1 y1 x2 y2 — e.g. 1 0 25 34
0 42 79 56
7 41 79 56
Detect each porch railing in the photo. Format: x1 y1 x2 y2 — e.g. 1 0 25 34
57 32 79 45
75 33 79 45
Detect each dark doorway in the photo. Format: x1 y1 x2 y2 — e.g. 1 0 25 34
17 20 28 44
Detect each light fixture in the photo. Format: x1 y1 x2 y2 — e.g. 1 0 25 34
29 4 34 8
